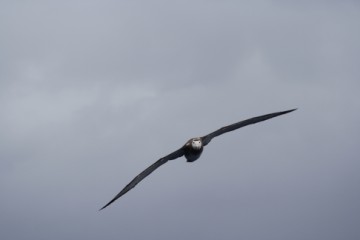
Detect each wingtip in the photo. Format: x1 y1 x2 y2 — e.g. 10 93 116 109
99 202 111 211
99 206 105 211
285 108 297 113
275 108 297 117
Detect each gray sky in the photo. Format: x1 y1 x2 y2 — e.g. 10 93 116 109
1 1 360 239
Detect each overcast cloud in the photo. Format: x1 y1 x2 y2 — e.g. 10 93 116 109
1 1 360 239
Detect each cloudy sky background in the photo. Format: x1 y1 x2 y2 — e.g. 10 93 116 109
1 1 359 239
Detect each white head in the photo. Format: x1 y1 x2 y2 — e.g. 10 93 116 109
191 138 202 150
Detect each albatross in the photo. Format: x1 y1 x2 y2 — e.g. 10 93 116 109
100 108 296 210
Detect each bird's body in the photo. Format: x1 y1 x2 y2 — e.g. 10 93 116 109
184 138 204 162
100 109 296 210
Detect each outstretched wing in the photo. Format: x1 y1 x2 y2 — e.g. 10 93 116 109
201 109 296 146
100 147 185 210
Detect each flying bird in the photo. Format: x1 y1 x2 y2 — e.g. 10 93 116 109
100 108 296 210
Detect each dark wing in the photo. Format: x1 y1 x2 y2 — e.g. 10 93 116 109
201 109 296 146
100 147 185 210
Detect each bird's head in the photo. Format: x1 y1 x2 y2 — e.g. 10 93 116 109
191 138 202 150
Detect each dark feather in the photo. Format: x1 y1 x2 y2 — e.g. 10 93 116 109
100 148 184 210
201 109 296 146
